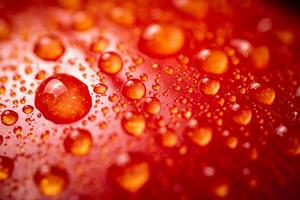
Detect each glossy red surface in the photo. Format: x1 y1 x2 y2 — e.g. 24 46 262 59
0 0 300 199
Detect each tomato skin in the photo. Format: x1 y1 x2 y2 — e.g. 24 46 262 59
0 0 300 200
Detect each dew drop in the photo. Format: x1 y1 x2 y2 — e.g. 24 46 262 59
250 46 270 69
144 97 161 115
249 83 275 105
1 110 18 126
0 18 11 40
199 77 220 95
122 79 146 100
0 156 14 181
58 0 81 10
173 0 209 19
161 130 177 148
64 128 92 156
98 52 123 74
139 23 185 57
22 105 34 114
33 35 65 61
34 166 69 197
90 36 109 53
185 126 213 146
35 73 92 124
232 106 252 126
93 83 108 95
213 182 229 198
110 7 136 26
72 11 94 31
108 155 150 193
196 49 228 75
122 112 146 137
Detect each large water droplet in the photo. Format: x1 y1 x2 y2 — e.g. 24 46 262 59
35 74 92 124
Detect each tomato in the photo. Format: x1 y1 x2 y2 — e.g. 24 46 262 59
0 0 300 199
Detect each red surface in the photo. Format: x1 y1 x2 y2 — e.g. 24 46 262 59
0 0 300 199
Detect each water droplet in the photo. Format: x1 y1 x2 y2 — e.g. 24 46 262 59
108 156 150 192
98 52 123 74
64 128 92 156
276 124 287 137
0 18 11 40
232 105 252 125
173 0 209 19
58 0 81 10
161 130 177 147
144 97 161 115
122 112 146 137
35 74 92 124
199 77 220 95
185 126 213 146
249 83 275 105
72 11 94 31
250 46 270 69
22 105 34 114
34 166 69 197
0 156 14 181
196 49 228 75
90 36 109 53
213 182 229 198
1 110 18 126
139 23 185 57
122 79 146 100
93 83 108 95
34 35 65 61
110 7 136 26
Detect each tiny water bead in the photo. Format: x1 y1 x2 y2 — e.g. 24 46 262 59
122 79 146 100
98 52 123 74
35 73 92 124
33 35 65 61
185 126 213 146
144 97 161 115
34 166 69 197
196 49 228 75
0 156 14 181
64 128 92 156
108 157 150 192
1 110 18 126
199 78 221 95
139 23 185 56
122 112 146 137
